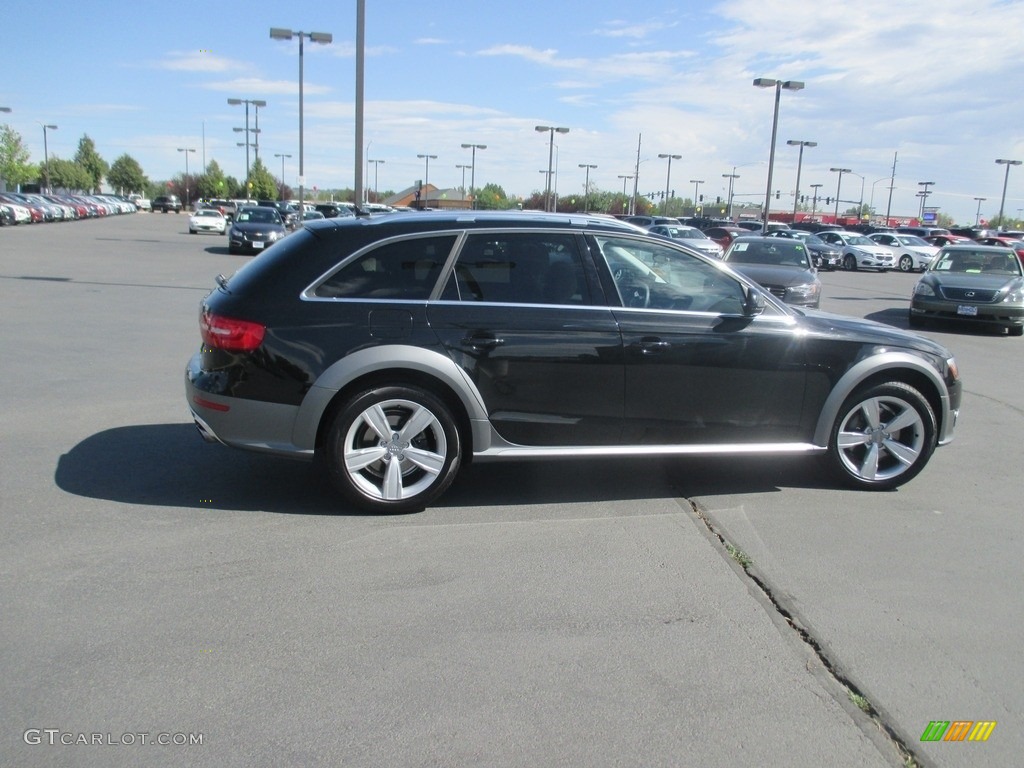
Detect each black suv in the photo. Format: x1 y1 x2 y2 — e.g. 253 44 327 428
257 200 299 229
186 211 961 512
152 195 182 213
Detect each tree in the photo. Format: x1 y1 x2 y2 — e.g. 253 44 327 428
44 157 93 192
107 154 148 194
246 158 276 199
474 183 508 210
196 159 227 199
0 124 38 190
74 134 108 192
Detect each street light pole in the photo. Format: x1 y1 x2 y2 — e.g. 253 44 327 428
810 183 823 219
578 163 596 213
274 153 292 199
723 171 739 219
40 123 57 193
177 147 196 207
618 175 634 213
228 99 266 185
995 159 1022 230
456 164 470 198
830 167 851 222
460 143 486 209
753 78 805 232
271 27 332 216
786 140 816 222
690 179 704 215
535 126 569 211
417 154 437 209
657 154 681 215
367 159 384 204
974 197 986 225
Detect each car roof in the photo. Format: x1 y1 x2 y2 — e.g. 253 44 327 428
301 210 647 236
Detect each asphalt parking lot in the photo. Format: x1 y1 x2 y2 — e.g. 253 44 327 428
2 214 1020 767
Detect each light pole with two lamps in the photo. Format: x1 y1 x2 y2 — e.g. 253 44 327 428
809 183 823 219
658 154 681 215
270 27 332 215
417 154 437 209
753 78 805 232
367 159 384 204
274 153 292 200
974 197 986 225
690 179 704 215
579 163 596 213
460 143 486 208
177 147 196 207
830 167 851 222
535 126 568 212
786 140 816 222
618 175 634 213
227 98 266 186
917 181 935 222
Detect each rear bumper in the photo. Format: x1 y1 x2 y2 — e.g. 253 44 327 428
185 353 311 459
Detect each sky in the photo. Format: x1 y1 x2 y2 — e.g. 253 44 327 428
4 0 1024 225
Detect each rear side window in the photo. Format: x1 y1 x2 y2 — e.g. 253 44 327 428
443 232 590 305
314 234 456 299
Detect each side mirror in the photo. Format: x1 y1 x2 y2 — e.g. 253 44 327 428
743 286 766 316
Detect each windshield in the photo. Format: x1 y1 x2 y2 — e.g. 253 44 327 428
932 250 1022 275
898 235 930 246
727 240 810 267
846 235 874 246
237 209 279 224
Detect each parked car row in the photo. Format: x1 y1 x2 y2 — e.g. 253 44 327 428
0 191 140 224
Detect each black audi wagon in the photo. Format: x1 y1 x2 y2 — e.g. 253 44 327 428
186 211 961 513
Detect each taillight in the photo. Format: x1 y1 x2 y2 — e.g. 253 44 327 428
200 311 265 351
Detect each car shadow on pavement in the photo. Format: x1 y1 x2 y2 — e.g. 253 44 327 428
203 245 233 255
55 424 829 515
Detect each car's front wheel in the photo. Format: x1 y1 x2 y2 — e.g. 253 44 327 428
324 385 462 513
826 381 936 490
843 254 857 271
898 255 914 272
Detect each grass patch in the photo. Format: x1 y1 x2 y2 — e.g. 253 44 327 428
725 543 752 568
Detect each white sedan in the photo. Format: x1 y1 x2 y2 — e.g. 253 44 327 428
188 209 227 235
868 232 939 272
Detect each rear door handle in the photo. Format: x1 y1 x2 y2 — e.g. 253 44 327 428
461 335 505 350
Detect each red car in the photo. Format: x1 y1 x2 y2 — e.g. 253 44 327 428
701 226 749 251
975 236 1024 264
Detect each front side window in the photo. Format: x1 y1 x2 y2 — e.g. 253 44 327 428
445 232 589 305
314 234 456 299
593 235 757 314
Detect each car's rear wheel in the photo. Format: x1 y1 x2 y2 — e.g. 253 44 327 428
898 255 914 272
843 254 857 271
324 385 462 513
826 381 936 490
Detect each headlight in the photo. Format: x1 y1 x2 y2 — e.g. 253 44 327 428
787 282 820 300
268 231 280 241
914 283 936 297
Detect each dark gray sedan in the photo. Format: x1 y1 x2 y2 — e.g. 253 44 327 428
910 245 1024 336
228 206 288 255
722 236 821 308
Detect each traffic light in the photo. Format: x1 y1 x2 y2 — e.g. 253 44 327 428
716 196 721 204
699 194 703 202
775 190 780 199
826 196 831 205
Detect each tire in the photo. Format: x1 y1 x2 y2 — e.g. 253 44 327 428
898 255 914 272
826 381 936 491
324 385 462 513
843 254 857 271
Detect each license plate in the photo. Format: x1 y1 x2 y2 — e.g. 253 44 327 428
957 305 978 316
252 241 264 249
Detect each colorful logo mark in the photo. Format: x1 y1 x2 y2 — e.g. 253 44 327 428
921 720 996 742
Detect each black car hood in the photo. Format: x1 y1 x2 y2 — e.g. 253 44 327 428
793 307 953 356
729 263 817 287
